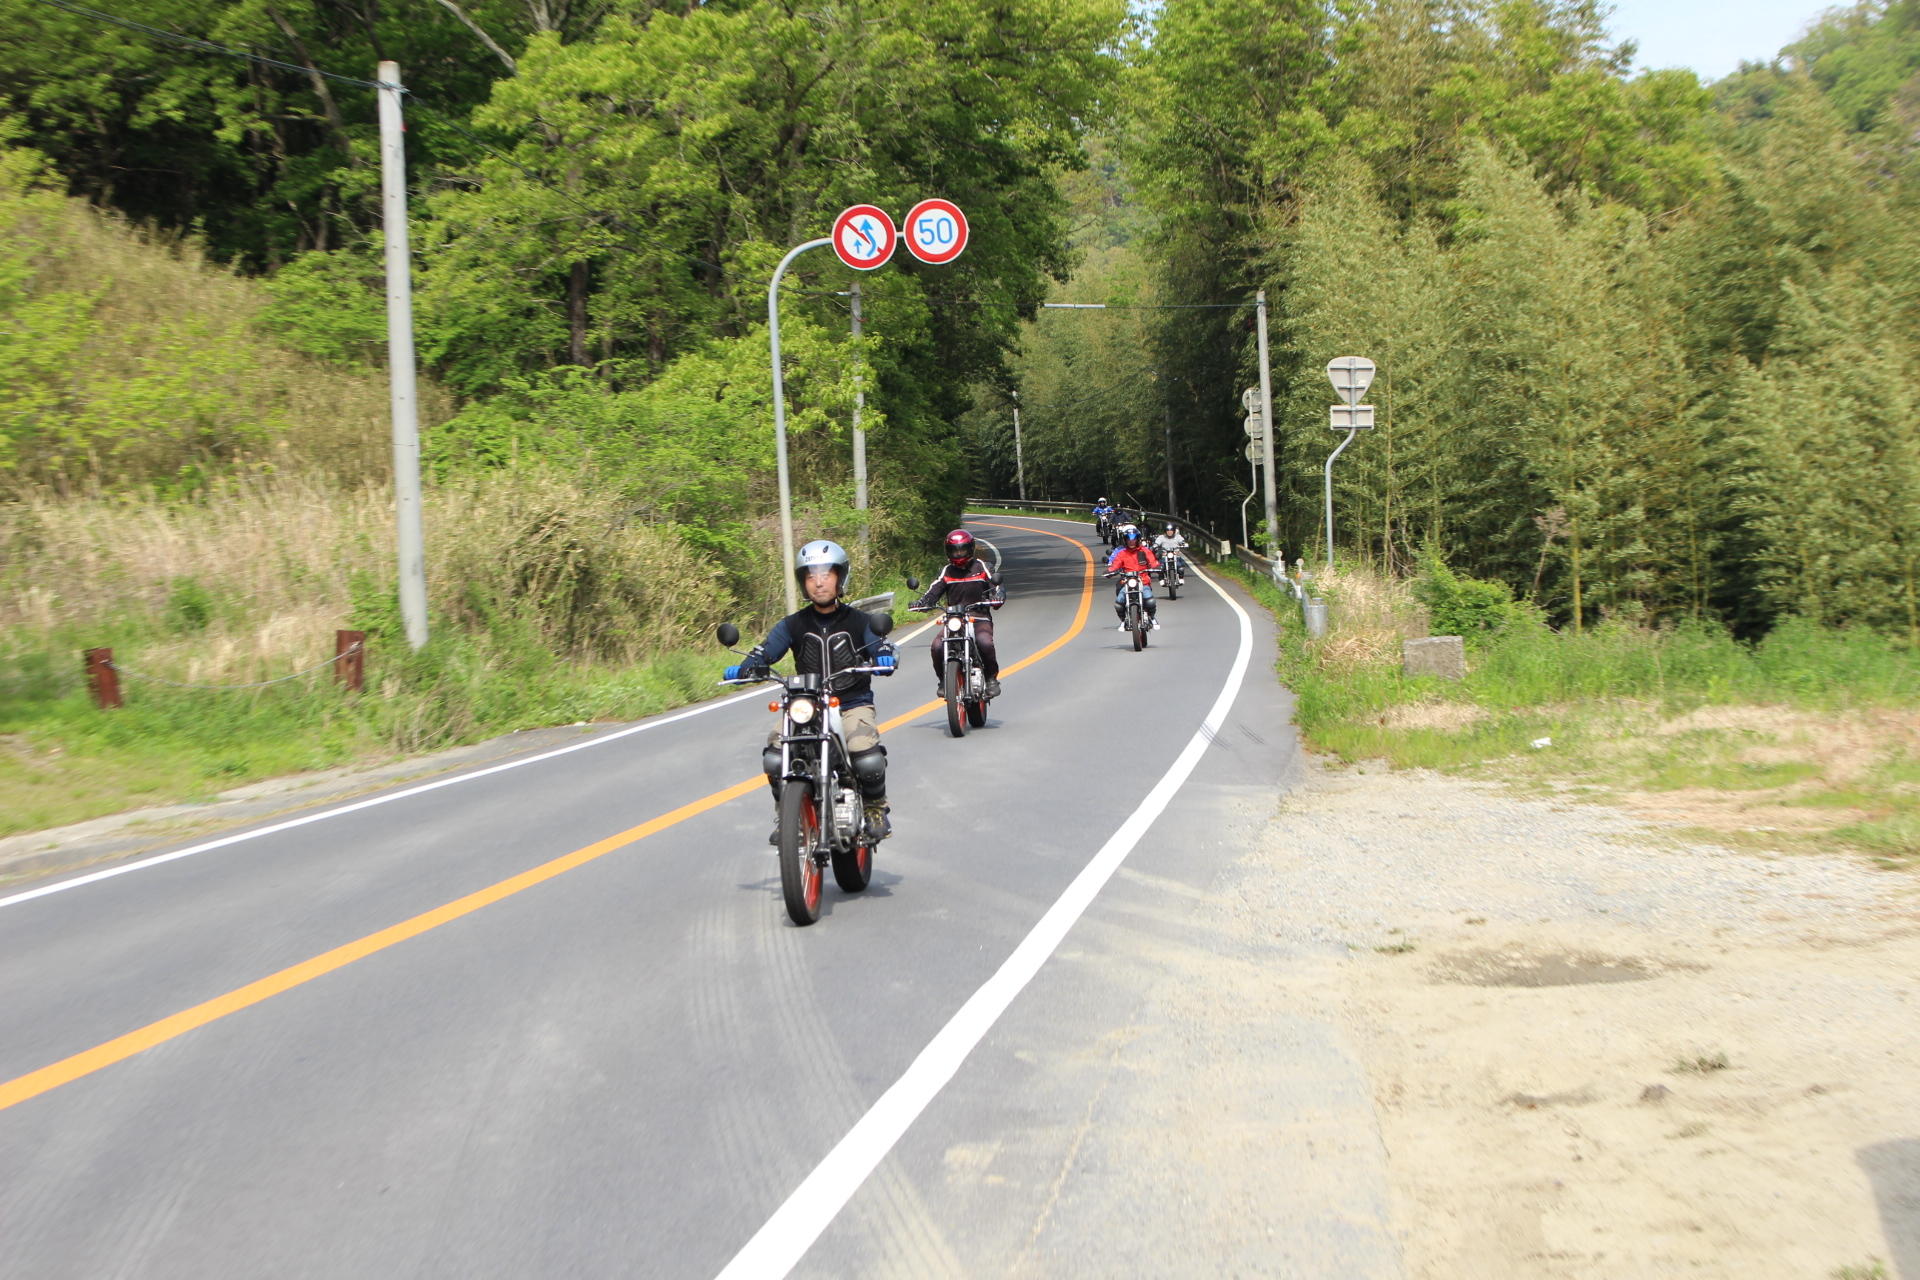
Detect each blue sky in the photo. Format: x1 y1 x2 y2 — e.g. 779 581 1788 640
1603 0 1835 81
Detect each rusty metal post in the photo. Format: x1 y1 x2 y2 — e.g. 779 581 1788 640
85 648 122 709
335 630 366 693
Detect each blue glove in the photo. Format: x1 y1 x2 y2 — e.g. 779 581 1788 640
724 664 745 681
875 653 896 672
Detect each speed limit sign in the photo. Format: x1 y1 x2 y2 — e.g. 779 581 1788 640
902 198 968 265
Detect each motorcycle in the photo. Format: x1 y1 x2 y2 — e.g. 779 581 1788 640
1108 570 1151 651
914 600 996 737
716 614 895 927
1094 512 1114 544
1156 548 1187 601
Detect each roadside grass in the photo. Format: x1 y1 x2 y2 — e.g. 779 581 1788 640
1218 558 1920 868
2 475 925 839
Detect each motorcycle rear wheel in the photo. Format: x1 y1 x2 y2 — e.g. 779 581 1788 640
831 819 873 893
966 693 987 728
943 664 968 738
777 781 823 925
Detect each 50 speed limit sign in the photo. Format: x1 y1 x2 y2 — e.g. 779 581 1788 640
903 198 968 265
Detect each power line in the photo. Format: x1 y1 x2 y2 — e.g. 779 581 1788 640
26 0 391 90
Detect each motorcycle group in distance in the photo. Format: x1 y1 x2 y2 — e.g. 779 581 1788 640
717 512 1190 924
1092 498 1188 650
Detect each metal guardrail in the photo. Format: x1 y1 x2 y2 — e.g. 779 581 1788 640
968 497 1324 633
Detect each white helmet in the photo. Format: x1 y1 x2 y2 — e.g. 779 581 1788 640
795 539 850 595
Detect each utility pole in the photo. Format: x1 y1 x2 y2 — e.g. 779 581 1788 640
377 61 428 650
1163 397 1177 518
1256 289 1279 561
1012 389 1025 500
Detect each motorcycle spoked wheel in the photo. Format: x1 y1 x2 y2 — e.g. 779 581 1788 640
1163 570 1178 601
943 663 968 738
1130 601 1147 651
776 781 824 925
965 688 988 728
830 809 873 893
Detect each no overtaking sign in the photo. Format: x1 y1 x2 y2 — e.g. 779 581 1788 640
832 205 897 271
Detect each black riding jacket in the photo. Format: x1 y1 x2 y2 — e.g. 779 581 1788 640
754 602 889 709
912 558 1002 613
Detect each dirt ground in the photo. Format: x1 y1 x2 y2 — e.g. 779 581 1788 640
1259 765 1920 1280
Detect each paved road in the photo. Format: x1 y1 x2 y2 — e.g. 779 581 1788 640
0 516 1398 1278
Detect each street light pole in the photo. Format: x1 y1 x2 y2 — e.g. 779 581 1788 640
850 280 868 558
768 236 831 614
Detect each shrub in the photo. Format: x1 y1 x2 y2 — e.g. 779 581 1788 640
1412 546 1526 640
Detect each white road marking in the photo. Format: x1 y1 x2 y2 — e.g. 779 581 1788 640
715 557 1255 1280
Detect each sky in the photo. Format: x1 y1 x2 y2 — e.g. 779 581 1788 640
1602 0 1838 81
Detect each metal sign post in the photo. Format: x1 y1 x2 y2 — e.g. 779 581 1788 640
768 202 965 612
1323 356 1377 568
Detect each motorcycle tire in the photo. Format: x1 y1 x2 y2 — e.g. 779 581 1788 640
1164 574 1178 601
831 803 874 894
1130 605 1146 651
965 694 987 729
943 663 968 738
777 781 824 925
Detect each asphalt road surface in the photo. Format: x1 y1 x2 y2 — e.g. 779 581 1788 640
0 515 1398 1278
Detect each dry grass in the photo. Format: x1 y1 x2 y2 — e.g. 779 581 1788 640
2 469 732 681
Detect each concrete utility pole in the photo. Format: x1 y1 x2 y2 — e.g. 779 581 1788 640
1163 398 1177 518
1256 289 1279 560
377 61 428 650
1012 389 1025 500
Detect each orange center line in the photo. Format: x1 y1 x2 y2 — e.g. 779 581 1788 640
0 519 1096 1114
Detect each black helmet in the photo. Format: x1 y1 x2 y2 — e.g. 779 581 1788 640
794 539 850 595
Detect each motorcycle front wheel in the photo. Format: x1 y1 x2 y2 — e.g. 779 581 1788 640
1130 603 1146 651
777 781 824 925
943 663 968 738
1164 572 1178 601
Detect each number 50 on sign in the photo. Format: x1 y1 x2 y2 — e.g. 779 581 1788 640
903 198 968 265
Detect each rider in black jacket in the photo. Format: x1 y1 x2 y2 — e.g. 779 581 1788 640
737 539 897 841
911 528 1005 699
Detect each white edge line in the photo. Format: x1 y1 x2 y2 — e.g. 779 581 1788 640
715 559 1255 1280
2 618 940 911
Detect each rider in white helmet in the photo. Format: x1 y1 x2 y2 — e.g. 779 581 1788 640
734 540 898 841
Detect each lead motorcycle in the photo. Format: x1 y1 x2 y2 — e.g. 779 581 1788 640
716 614 895 926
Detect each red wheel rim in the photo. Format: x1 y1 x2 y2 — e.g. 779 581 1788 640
802 800 822 910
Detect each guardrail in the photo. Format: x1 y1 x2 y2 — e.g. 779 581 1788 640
967 497 1325 634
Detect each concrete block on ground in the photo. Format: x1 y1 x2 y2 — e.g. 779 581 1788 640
1403 635 1465 680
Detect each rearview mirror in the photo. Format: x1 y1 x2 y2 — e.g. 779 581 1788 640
716 623 740 647
868 611 895 637
905 575 920 590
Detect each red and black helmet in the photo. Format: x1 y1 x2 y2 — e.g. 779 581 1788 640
944 529 976 564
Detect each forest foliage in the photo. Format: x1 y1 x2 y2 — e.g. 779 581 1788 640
3 0 1919 657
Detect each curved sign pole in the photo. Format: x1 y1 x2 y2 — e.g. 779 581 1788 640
769 236 833 613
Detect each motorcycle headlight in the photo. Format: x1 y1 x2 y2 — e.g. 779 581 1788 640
789 697 817 725
945 616 964 633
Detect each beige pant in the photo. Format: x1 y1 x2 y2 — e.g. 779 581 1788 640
766 703 879 753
